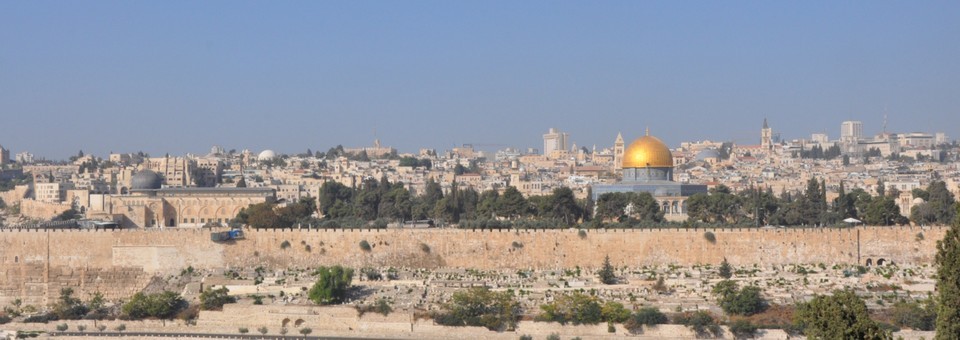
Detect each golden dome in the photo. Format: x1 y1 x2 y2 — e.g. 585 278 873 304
623 135 673 168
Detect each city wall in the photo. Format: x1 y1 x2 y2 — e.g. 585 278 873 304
0 226 948 306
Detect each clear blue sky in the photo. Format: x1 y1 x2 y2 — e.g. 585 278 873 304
2 1 958 159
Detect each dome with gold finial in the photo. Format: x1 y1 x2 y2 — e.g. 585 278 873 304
622 129 673 168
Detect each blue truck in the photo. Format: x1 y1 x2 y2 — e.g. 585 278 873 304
210 229 244 242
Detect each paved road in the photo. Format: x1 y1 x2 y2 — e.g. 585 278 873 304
50 331 398 339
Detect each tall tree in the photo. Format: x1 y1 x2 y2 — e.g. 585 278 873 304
795 290 891 339
497 186 528 219
548 187 581 225
935 203 960 338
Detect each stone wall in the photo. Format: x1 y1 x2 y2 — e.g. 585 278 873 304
0 226 948 306
18 199 72 220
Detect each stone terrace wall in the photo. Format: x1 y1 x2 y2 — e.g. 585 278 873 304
0 226 947 306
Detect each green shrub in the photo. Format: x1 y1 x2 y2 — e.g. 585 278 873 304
674 311 723 338
434 287 520 331
600 301 631 323
891 300 936 331
419 242 431 253
624 307 668 333
537 292 603 325
200 287 237 311
795 290 890 339
56 323 68 332
308 266 354 305
712 280 767 316
578 229 587 239
704 231 716 244
121 291 187 319
546 333 560 340
729 319 758 338
519 335 533 340
238 327 249 334
359 240 372 252
115 324 126 332
280 240 291 249
299 328 313 335
718 258 733 279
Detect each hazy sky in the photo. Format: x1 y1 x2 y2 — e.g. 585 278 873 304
2 1 958 160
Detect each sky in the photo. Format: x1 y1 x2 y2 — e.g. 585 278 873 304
2 1 959 160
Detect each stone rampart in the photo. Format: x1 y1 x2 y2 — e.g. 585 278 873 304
0 226 948 306
18 199 72 220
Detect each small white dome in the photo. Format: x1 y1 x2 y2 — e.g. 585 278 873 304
258 150 277 161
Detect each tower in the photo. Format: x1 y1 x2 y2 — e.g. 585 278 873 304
542 128 569 156
0 145 9 166
761 118 773 150
613 132 624 171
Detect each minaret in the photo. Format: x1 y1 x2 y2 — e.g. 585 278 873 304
761 118 773 150
613 132 624 171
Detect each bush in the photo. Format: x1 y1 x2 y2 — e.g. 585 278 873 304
675 311 723 338
652 276 668 293
519 335 533 340
729 319 758 338
511 241 524 249
121 291 187 319
76 325 86 332
434 287 520 331
361 267 382 281
308 266 354 305
359 240 372 252
299 327 312 335
199 287 237 311
419 242 431 253
0 315 11 324
718 258 733 279
280 240 291 249
795 290 890 339
115 324 126 332
625 307 668 333
578 229 587 239
712 280 767 316
375 298 393 316
53 288 88 320
238 327 249 334
537 292 603 325
601 301 631 323
258 326 268 335
704 231 717 244
56 323 68 331
891 300 936 331
546 333 560 340
23 313 54 323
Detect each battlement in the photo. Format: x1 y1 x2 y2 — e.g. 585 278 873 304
0 226 947 307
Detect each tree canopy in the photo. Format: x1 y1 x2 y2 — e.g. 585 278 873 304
308 266 354 305
935 203 960 338
794 289 891 339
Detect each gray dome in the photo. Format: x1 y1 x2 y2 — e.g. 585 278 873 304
694 148 721 161
131 170 162 190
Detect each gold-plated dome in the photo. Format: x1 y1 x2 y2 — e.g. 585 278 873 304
623 135 673 168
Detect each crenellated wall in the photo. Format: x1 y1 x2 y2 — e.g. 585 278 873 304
0 226 947 306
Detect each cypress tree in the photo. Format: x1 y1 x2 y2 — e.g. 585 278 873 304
935 204 960 338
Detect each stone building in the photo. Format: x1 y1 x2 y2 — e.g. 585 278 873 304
89 170 275 228
592 130 707 221
0 145 8 166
